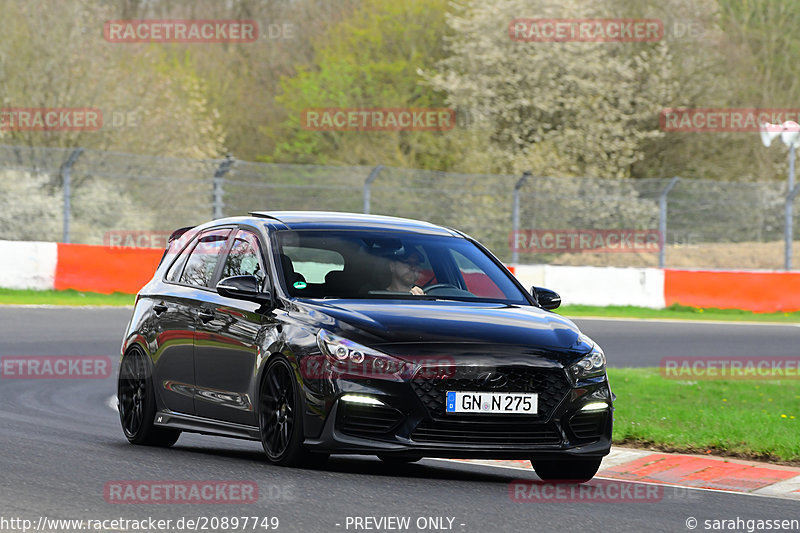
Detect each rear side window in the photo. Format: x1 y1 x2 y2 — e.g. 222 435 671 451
165 235 195 282
176 229 232 287
222 230 266 287
166 247 191 283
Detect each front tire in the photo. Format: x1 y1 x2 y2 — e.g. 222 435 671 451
118 348 180 447
531 458 602 483
258 356 327 467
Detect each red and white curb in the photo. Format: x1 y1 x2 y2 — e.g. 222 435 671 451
455 447 800 501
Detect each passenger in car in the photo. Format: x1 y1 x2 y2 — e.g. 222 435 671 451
385 250 425 295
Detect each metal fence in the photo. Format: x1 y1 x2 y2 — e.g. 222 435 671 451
1 144 798 270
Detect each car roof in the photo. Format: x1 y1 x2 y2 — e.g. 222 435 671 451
249 211 461 236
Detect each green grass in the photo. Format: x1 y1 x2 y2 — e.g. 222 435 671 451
608 368 800 464
0 288 135 306
560 304 800 323
2 290 799 323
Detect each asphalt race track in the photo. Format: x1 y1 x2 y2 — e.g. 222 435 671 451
1 307 798 533
574 317 800 367
1 307 796 367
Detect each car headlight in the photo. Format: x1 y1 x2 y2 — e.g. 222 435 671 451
568 337 607 383
316 330 412 381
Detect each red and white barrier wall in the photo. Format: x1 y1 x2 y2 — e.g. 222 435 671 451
513 264 800 312
1 240 799 312
1 240 162 295
512 265 666 308
0 241 59 291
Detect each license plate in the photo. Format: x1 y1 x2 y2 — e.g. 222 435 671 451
445 392 537 414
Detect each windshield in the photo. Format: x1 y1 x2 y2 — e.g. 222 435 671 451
275 230 529 304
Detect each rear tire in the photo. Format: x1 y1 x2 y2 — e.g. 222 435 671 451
118 348 180 447
259 356 327 468
531 458 602 483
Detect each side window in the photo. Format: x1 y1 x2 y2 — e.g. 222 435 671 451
164 229 201 282
178 229 232 287
221 230 266 287
166 243 192 282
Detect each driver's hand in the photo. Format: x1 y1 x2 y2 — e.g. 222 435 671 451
410 285 425 296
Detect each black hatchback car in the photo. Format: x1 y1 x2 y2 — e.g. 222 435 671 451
118 211 613 481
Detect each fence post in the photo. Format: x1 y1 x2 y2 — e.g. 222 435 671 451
658 176 680 269
511 171 531 265
786 182 800 271
784 145 798 270
363 164 384 214
212 154 234 219
60 148 84 244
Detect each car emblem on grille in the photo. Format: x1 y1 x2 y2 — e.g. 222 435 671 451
476 371 507 389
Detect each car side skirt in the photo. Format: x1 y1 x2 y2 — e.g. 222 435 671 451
153 410 261 441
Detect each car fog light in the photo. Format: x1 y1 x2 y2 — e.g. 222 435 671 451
340 394 385 406
581 402 609 411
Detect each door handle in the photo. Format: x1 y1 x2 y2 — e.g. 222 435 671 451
153 303 168 314
198 310 215 323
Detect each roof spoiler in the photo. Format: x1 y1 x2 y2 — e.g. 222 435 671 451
168 226 195 244
158 225 196 266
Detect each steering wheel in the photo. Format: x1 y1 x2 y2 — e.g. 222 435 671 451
422 283 461 294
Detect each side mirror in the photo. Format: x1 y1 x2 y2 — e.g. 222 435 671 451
217 275 271 304
532 286 561 310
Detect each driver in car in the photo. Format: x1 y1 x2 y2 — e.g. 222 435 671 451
386 250 425 295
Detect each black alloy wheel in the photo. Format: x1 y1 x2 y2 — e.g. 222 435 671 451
259 356 328 467
118 348 180 446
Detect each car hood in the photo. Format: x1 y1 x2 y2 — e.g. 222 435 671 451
291 299 588 354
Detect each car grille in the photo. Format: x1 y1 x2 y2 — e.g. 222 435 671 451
338 403 404 439
411 419 561 445
410 365 570 420
568 411 609 440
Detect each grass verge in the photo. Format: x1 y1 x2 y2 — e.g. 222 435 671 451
0 288 134 306
2 290 799 323
560 304 800 323
608 367 800 465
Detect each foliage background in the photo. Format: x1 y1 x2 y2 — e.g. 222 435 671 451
1 0 798 182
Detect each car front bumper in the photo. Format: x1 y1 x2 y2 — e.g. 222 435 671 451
302 367 613 460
